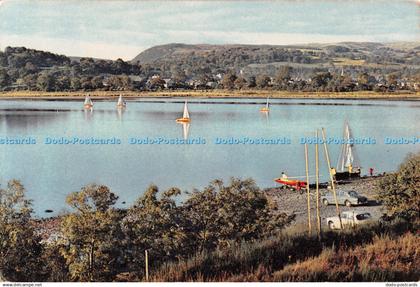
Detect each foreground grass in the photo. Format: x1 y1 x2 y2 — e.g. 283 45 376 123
144 220 418 282
273 232 419 282
0 90 419 99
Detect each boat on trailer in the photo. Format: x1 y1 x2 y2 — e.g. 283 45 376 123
334 121 361 181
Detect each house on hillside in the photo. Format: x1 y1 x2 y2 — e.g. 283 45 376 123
164 78 176 89
206 81 217 89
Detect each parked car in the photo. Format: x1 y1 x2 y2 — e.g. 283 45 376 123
326 211 373 230
321 189 368 207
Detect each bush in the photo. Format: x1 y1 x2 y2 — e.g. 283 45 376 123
377 152 420 220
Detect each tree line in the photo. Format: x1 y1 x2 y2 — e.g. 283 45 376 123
0 46 418 92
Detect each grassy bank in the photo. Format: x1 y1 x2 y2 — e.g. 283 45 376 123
146 220 418 282
0 90 419 100
273 232 419 282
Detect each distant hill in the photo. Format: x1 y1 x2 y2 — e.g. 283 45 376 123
132 42 420 64
0 42 419 92
69 56 111 63
131 43 210 64
130 42 420 80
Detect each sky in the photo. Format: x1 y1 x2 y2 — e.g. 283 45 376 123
0 0 419 60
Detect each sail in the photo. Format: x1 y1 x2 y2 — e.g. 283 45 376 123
117 95 125 106
84 95 93 106
183 101 190 119
266 97 269 108
337 121 360 172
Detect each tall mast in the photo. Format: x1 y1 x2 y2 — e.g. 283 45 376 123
337 121 358 172
183 101 190 119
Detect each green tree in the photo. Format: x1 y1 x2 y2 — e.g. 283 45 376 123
148 75 165 90
0 69 11 89
41 242 69 282
234 76 247 89
387 73 399 90
123 185 191 276
183 178 294 250
22 73 38 90
36 72 55 91
171 66 187 83
338 74 355 92
90 76 104 89
60 184 124 282
246 75 256 88
311 72 333 91
377 153 420 220
0 180 43 281
70 77 81 91
274 66 292 88
357 72 375 90
256 75 271 89
221 72 237 89
119 75 133 90
56 76 71 91
80 76 93 91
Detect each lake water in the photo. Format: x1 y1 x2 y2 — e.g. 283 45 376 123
0 97 419 216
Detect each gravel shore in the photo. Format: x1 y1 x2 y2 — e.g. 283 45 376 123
265 176 385 229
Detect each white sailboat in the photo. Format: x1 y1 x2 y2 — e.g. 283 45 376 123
176 101 191 123
116 94 126 109
84 94 93 109
335 121 361 180
260 97 270 112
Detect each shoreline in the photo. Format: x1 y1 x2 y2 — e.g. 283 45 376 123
33 176 385 242
0 90 419 101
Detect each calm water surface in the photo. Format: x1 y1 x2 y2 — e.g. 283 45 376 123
0 98 419 216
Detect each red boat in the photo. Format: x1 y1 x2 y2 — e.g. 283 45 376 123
274 177 307 190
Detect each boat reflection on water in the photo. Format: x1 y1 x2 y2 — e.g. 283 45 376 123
117 107 124 121
181 122 190 140
261 108 269 124
83 108 93 120
260 97 270 113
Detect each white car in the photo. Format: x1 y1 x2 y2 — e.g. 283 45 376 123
326 211 373 230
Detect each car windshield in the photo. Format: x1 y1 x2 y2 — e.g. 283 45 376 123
356 213 371 220
348 191 358 197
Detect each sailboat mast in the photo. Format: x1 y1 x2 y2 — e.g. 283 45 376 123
183 101 189 119
337 121 349 172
